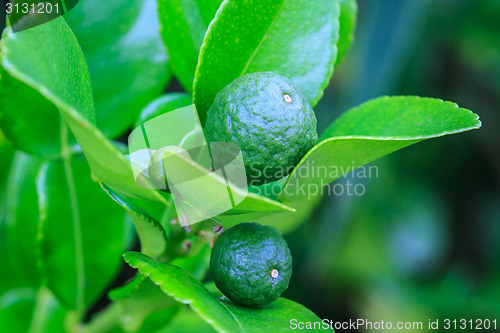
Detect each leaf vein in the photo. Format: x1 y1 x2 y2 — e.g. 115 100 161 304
61 119 85 313
239 0 287 77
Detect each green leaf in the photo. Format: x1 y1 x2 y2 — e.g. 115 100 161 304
1 18 168 203
0 287 66 333
0 289 37 333
221 300 330 332
254 195 323 234
228 189 295 215
0 131 14 208
109 276 180 333
1 23 95 121
3 152 42 288
147 148 294 218
193 0 341 124
321 96 481 138
109 274 147 301
0 15 92 157
336 0 358 65
158 0 222 91
123 252 331 333
64 0 171 138
136 93 193 126
129 97 292 215
37 153 127 312
0 150 28 296
216 194 321 234
279 96 481 199
0 69 70 157
161 308 217 333
101 184 168 258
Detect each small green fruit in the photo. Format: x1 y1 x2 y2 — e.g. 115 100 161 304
210 222 292 307
205 72 318 185
148 146 190 192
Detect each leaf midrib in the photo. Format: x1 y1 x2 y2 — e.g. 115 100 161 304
127 254 245 333
217 300 246 333
238 0 286 77
60 118 85 314
28 287 55 333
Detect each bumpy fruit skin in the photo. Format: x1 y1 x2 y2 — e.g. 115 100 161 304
210 222 292 307
205 72 318 185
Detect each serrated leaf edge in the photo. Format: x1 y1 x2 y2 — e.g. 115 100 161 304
123 251 244 333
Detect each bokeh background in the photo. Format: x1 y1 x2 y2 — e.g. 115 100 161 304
283 0 500 330
1 0 499 332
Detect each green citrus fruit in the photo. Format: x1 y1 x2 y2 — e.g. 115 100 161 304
148 146 191 192
210 222 292 307
205 72 318 185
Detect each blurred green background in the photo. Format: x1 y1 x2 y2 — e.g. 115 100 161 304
283 0 500 330
1 0 499 332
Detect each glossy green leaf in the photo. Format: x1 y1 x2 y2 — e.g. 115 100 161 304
37 153 127 312
109 274 147 301
0 144 25 296
160 308 217 333
280 96 481 199
255 195 323 233
1 18 168 203
0 131 14 207
64 0 171 138
101 184 168 258
108 276 179 333
215 175 319 229
221 300 330 332
136 93 193 126
242 178 323 233
124 252 331 333
321 96 481 138
0 216 18 296
125 214 166 260
226 188 294 214
0 69 68 156
108 274 181 333
336 0 357 65
2 152 42 289
0 287 66 333
135 302 180 333
158 0 222 91
0 17 90 157
193 0 341 124
1 23 94 121
148 148 294 216
0 289 37 333
216 194 321 234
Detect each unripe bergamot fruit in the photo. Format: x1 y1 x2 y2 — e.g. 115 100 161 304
205 72 318 185
209 222 292 307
